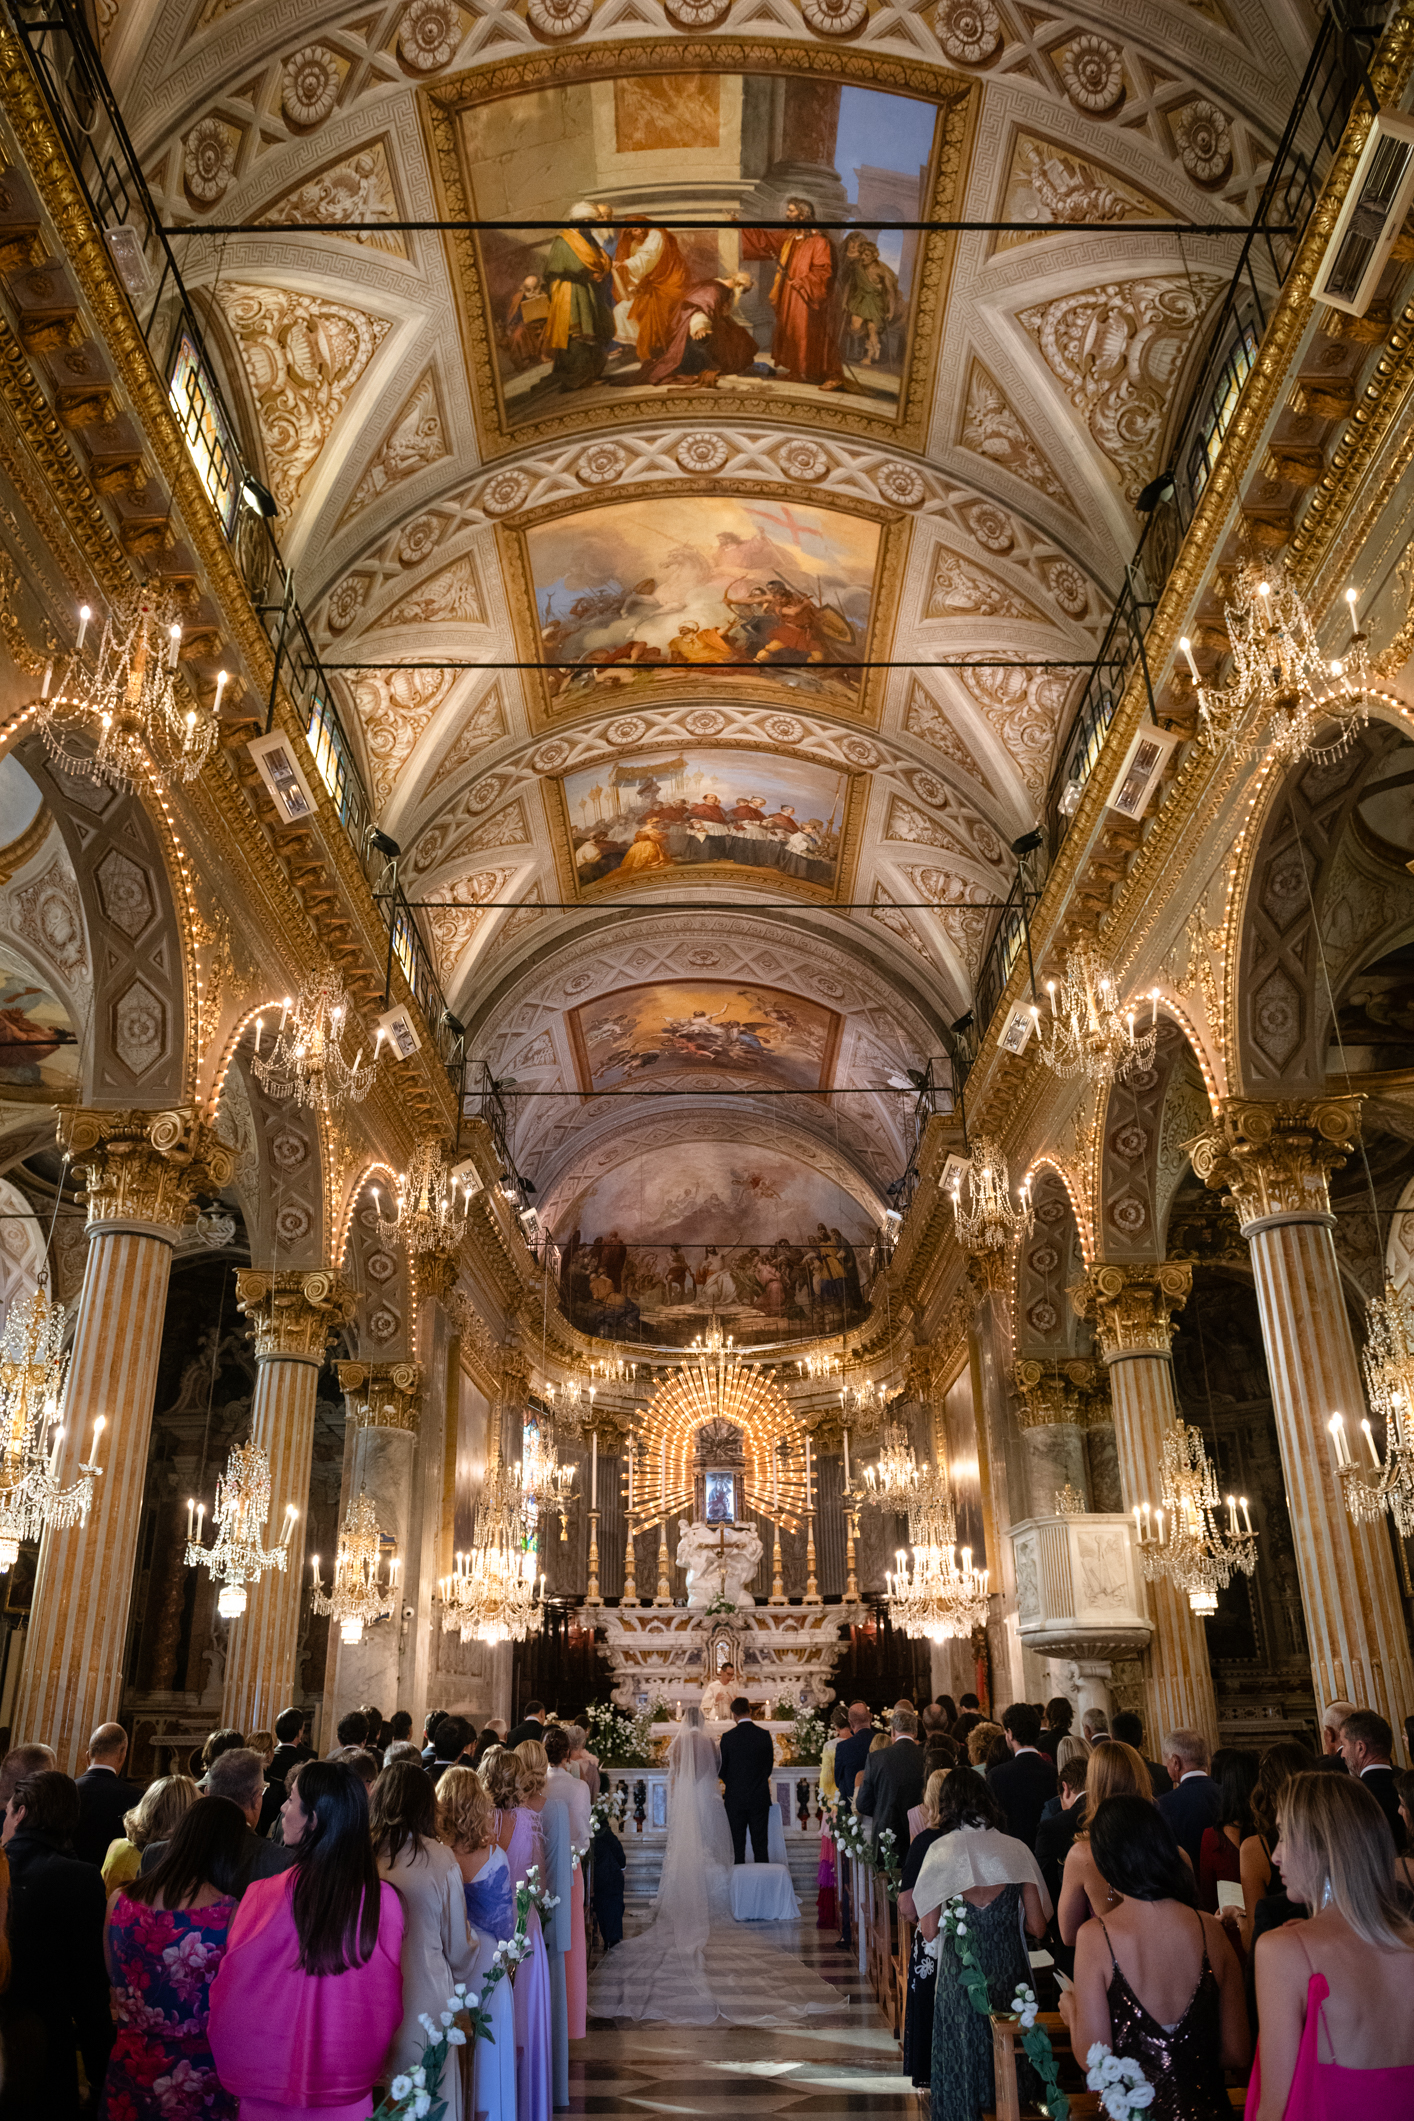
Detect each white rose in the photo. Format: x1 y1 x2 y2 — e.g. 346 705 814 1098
447 2027 467 2046
391 2078 412 2102
440 2011 455 2027
1130 2087 1155 2108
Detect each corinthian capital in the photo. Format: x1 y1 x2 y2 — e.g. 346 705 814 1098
235 1268 359 1363
1070 1261 1192 1360
1184 1097 1362 1229
61 1107 236 1234
338 1360 422 1433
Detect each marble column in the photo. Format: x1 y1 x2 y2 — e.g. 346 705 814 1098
1013 1360 1092 1513
220 1269 359 1734
965 1251 1030 1710
1189 1098 1414 1730
325 1361 422 1733
1073 1262 1220 1748
13 1109 234 1768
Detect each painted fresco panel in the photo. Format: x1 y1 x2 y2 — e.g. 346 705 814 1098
568 978 840 1094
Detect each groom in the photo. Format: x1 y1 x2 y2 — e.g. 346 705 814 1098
718 1696 774 1865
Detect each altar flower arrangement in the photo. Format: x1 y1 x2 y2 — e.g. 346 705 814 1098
779 1704 827 1765
371 1986 470 2120
589 1783 629 1839
1085 2045 1155 2119
585 1701 659 1767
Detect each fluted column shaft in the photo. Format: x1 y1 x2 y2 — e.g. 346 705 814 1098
1073 1263 1219 1749
324 1360 422 1736
1190 1098 1414 1730
13 1109 234 1768
220 1269 358 1733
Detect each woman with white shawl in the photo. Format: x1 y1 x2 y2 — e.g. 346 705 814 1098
587 1709 842 2026
912 1766 1051 2121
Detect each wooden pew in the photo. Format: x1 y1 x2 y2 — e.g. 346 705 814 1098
986 2014 1248 2119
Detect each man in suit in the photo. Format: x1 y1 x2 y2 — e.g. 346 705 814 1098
1313 1699 1357 1772
1 1768 113 2118
987 1703 1057 1847
506 1699 547 1750
1156 1729 1223 1869
855 1707 924 1858
718 1697 775 1864
1034 1752 1088 1903
73 1720 142 1868
260 1705 314 1834
831 1700 875 1803
1111 1710 1173 1796
1339 1709 1405 1847
142 1750 296 1894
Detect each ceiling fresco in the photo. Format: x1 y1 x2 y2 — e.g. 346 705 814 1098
112 0 1301 1244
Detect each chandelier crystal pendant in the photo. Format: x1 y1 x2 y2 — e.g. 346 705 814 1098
37 597 220 791
1030 942 1158 1085
440 1489 543 1646
0 1289 104 1571
1133 1422 1256 1615
521 1415 579 1541
1178 565 1372 766
374 1138 475 1257
1329 1280 1414 1534
252 962 379 1113
886 1484 990 1643
949 1135 1034 1253
310 1493 399 1645
186 1440 298 1619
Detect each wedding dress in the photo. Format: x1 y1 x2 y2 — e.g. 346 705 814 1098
586 1710 843 2026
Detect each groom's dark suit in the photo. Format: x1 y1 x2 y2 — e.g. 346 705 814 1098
718 1714 775 1865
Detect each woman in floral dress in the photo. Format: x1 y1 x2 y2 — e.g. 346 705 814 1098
102 1795 247 2120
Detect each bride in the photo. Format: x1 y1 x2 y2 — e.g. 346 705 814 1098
587 1708 843 2026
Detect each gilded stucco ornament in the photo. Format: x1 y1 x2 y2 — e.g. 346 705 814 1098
183 117 236 204
281 46 341 127
1070 1262 1192 1360
234 1268 360 1362
1175 101 1233 188
61 1108 236 1232
935 0 1002 64
339 1359 423 1431
664 0 731 24
1184 1098 1362 1229
1062 35 1124 114
398 0 461 71
526 0 593 37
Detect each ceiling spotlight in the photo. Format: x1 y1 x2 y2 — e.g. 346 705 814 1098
441 1010 465 1036
1011 830 1044 857
240 474 279 519
950 1013 975 1037
367 827 401 859
1135 470 1176 512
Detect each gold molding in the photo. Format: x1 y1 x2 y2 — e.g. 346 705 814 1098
235 1267 360 1362
61 1105 236 1232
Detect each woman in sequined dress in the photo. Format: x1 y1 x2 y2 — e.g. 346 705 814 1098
1065 1795 1249 2120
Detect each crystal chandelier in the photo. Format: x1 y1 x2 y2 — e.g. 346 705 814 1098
310 1493 399 1644
0 1289 104 1571
840 1375 882 1423
37 596 220 791
949 1135 1034 1252
440 1501 542 1646
886 1482 990 1643
1030 943 1158 1085
186 1441 298 1619
1133 1422 1256 1615
795 1351 841 1383
856 1421 921 1503
521 1416 578 1541
374 1138 474 1257
1178 564 1371 765
252 962 378 1113
1328 1281 1414 1534
590 1354 636 1384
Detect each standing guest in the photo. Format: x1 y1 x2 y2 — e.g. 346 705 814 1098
967 1721 1003 1771
0 1742 54 1816
439 1767 515 2121
248 1731 275 1771
1038 1697 1074 1761
1337 1711 1405 1849
422 1709 448 1768
102 1794 248 2120
897 1769 948 2089
0 1770 112 2119
1112 1710 1173 1796
591 1804 626 1949
261 1708 313 1835
1315 1700 1357 1771
470 1727 502 1773
988 1703 1058 1847
101 1772 198 1894
433 1717 476 1784
1239 1741 1315 1956
333 1710 369 1753
532 1745 575 2110
952 1710 982 1754
198 1729 246 1790
1057 1733 1092 1773
387 1710 414 1751
856 1706 924 1858
208 1760 404 2121
1082 1707 1110 1746
329 1746 380 1792
482 1745 552 2121
1249 1771 1414 2117
935 1695 958 1733
75 1720 143 1866
1035 1753 1089 1905
505 1699 547 1751
913 1768 1050 2121
1158 1729 1224 1870
818 1703 849 1926
142 1750 297 1894
370 1760 478 2121
360 1707 384 1755
832 1701 875 1802
1063 1796 1249 2118
719 1697 775 1864
908 1737 958 1840
1395 1770 1414 1893
565 1725 600 1803
384 1742 425 1771
1200 1749 1259 1913
544 1727 590 2043
1060 1741 1170 1944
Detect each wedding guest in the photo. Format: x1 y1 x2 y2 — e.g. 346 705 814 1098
384 1741 424 1770
470 1727 502 1773
1396 1770 1414 1892
1039 1697 1074 1761
832 1701 874 1801
387 1711 414 1751
208 1760 404 2121
1082 1707 1110 1745
1239 1741 1314 1954
1200 1748 1259 1912
103 1793 247 2119
908 1738 958 1839
433 1717 475 1783
484 1745 551 2121
505 1699 547 1750
1035 1751 1088 1905
141 1750 296 1894
334 1710 370 1752
988 1703 1058 1847
1057 1733 1092 1772
330 1745 380 1791
75 1721 143 1866
533 1746 575 2107
198 1728 246 1790
1112 1710 1173 1795
1159 1729 1224 1869
1060 1740 1169 1944
544 1727 589 2041
1249 1771 1414 2117
591 1809 626 1949
248 1731 275 1771
1316 1701 1357 1770
440 1767 515 2121
0 1742 54 1813
897 1769 947 2088
856 1706 924 1858
565 1725 600 1802
0 1770 112 2119
101 1771 198 1893
1337 1711 1405 1849
422 1710 448 1768
371 1759 478 2121
913 1768 1050 2121
1063 1795 1249 2117
261 1708 312 1835
966 1720 1002 1770
934 1695 958 1733
361 1707 385 1755
817 1704 848 1927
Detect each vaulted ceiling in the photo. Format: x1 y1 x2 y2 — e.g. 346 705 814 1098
110 0 1305 1234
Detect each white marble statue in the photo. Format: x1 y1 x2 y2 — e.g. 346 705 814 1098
674 1517 763 1609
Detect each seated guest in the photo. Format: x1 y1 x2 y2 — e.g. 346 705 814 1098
897 1769 948 2089
1338 1710 1405 1849
1158 1728 1223 1870
1035 1751 1088 1905
209 1760 404 2121
856 1706 924 1857
1249 1770 1414 2117
987 1703 1058 1847
1239 1740 1315 1956
104 1794 247 2119
1112 1708 1172 1795
75 1720 143 1866
142 1748 296 1894
1038 1696 1074 1760
440 1765 516 2121
1063 1795 1249 2117
371 1759 478 2121
0 1769 113 2118
1199 1747 1258 1913
1060 1740 1170 1944
101 1771 198 1893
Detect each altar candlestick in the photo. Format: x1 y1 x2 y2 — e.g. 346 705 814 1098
590 1430 597 1509
843 1427 851 1487
186 1497 194 1542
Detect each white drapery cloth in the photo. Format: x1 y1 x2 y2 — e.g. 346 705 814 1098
586 1719 843 2025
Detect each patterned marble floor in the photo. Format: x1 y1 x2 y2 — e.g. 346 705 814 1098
578 1916 921 2119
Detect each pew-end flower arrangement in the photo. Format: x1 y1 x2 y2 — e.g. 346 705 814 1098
373 1987 471 2121
1085 2044 1154 2119
939 1897 1069 2120
831 1800 903 1899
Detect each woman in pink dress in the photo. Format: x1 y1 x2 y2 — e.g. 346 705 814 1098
208 1759 405 2121
482 1745 552 2121
544 1726 591 2040
1248 1772 1414 2120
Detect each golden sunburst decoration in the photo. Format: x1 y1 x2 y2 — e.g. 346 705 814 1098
628 1324 807 1535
